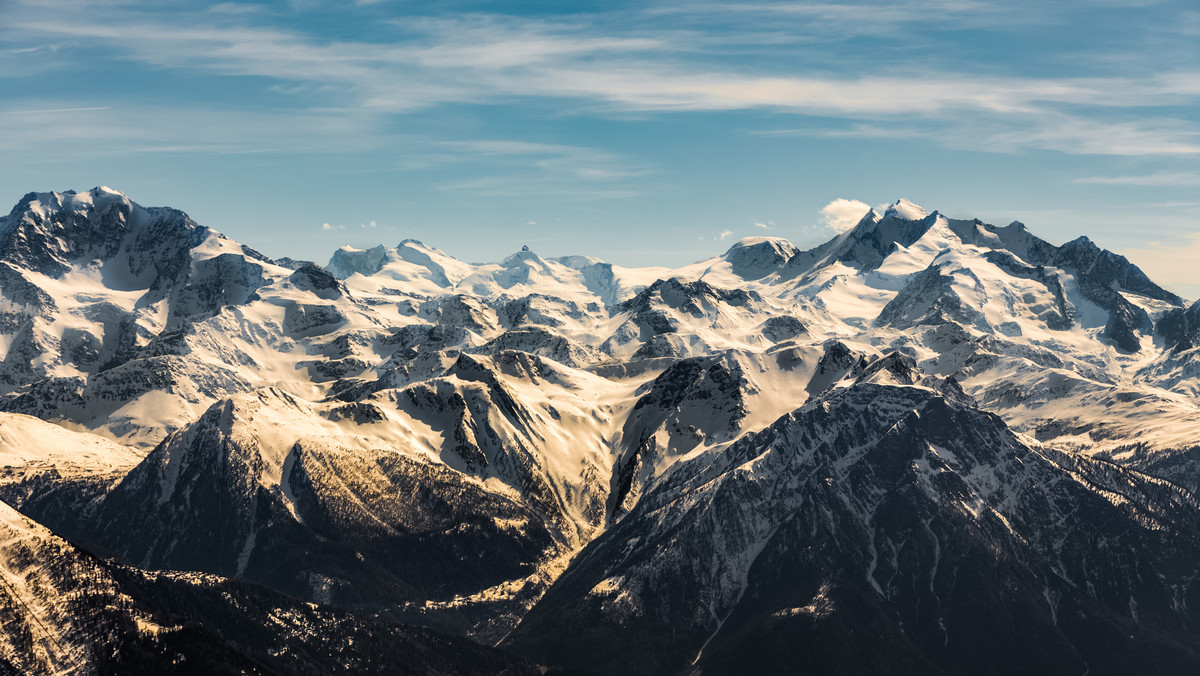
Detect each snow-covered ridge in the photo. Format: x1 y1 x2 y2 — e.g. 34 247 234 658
1 187 1195 483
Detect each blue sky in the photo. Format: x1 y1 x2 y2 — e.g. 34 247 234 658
2 0 1198 296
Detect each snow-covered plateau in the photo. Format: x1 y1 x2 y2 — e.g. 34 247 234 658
1 187 1199 674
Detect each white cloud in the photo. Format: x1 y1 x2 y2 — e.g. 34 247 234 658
0 105 110 115
8 5 1200 159
436 175 640 199
1073 172 1200 187
362 220 377 228
432 140 648 198
321 222 344 230
438 140 648 182
718 229 733 240
0 101 375 157
820 198 872 233
964 114 1200 157
791 113 1200 158
754 220 774 229
648 0 1051 35
5 0 1200 168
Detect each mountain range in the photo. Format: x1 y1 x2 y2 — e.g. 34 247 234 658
2 187 1199 674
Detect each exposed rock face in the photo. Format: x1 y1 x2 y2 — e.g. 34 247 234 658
1159 299 1200 352
326 244 390 278
505 383 1200 676
722 237 799 280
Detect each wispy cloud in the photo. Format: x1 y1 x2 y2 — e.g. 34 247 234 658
696 228 737 241
322 219 382 232
432 140 649 198
5 1 1199 160
0 102 377 156
1073 172 1200 187
438 140 648 181
1180 11 1200 36
793 111 1200 158
646 0 1057 39
968 114 1200 156
437 175 642 199
0 106 111 115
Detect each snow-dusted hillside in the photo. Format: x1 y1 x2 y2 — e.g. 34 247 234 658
2 187 1199 674
0 498 552 675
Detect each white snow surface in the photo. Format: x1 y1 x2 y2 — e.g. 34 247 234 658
3 191 1196 487
0 412 142 482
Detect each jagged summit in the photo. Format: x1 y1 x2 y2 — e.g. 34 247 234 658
327 243 390 277
14 185 130 213
501 248 547 267
3 187 176 277
724 235 795 250
722 236 799 280
782 200 945 276
883 197 931 220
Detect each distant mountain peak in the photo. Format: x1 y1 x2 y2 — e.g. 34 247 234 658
722 236 799 280
725 235 794 249
883 197 930 221
0 187 211 279
501 248 547 267
327 243 390 277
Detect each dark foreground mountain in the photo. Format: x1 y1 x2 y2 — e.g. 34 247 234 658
505 379 1200 675
0 500 564 675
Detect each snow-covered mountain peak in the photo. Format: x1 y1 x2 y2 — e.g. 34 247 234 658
788 199 945 276
396 238 454 260
835 206 881 238
327 243 390 278
2 188 138 273
721 236 799 280
0 186 226 282
501 248 548 268
724 235 795 251
19 186 133 219
884 197 931 221
326 237 476 292
552 254 604 269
